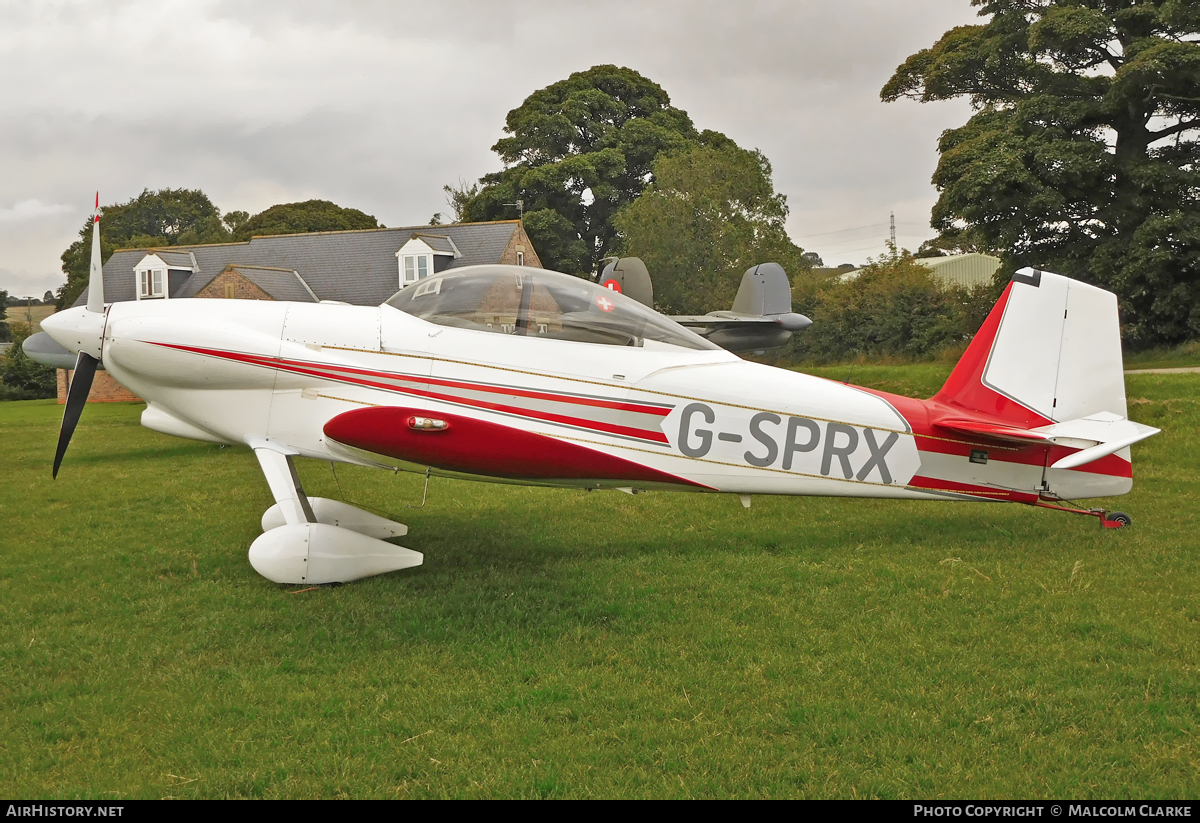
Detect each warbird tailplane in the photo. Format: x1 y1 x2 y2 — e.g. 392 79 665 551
39 200 1157 585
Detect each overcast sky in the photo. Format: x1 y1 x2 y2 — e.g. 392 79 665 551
0 0 980 298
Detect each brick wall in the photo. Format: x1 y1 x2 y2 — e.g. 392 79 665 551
57 368 141 404
194 268 273 300
499 222 544 268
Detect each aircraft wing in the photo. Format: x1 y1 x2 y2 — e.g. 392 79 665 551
671 311 812 353
673 312 812 330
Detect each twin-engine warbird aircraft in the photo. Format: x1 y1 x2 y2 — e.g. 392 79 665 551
40 201 1159 585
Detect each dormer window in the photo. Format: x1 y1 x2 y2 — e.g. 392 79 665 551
402 254 430 285
139 268 165 298
396 232 461 289
132 251 194 300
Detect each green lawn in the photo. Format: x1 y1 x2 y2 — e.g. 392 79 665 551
1 370 1196 799
1122 341 1200 372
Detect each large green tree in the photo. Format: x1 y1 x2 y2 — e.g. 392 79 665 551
459 65 706 275
58 188 231 309
231 200 379 242
615 142 810 315
882 0 1200 346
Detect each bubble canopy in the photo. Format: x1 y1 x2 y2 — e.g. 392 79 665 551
385 265 720 351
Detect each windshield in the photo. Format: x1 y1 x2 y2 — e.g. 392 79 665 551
385 265 720 351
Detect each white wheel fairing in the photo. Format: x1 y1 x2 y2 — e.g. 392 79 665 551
249 523 422 585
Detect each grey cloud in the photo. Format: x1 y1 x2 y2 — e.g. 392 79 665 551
0 0 981 294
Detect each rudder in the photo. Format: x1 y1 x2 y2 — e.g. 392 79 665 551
933 267 1126 426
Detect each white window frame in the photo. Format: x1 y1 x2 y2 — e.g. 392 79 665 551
402 254 431 285
138 268 165 299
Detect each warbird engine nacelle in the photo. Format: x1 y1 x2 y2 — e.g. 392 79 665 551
40 198 1158 586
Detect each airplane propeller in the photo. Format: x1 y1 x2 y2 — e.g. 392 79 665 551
53 351 98 478
50 193 105 478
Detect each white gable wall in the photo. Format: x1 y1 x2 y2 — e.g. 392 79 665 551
395 238 433 288
134 253 168 300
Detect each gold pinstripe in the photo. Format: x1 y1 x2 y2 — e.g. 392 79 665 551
322 345 918 434
324 344 1030 452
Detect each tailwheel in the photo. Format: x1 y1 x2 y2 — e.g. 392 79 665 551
1034 500 1132 530
1104 511 1132 529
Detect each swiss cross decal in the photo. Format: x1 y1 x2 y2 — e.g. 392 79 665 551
595 294 616 312
602 279 622 293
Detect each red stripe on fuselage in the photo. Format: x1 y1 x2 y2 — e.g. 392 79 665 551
908 475 1040 504
148 342 671 444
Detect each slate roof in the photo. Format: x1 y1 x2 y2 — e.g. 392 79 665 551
80 221 521 308
409 233 458 255
149 251 196 269
220 266 318 303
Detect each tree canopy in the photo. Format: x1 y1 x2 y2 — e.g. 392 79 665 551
231 200 380 242
57 193 381 308
58 188 229 308
458 65 708 275
882 0 1200 346
615 143 809 315
786 251 998 364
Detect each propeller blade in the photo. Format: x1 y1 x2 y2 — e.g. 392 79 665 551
53 351 98 479
87 192 104 313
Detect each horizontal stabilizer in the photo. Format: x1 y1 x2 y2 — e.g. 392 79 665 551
1035 412 1160 469
935 410 1159 469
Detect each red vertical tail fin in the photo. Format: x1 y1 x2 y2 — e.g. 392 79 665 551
922 268 1147 501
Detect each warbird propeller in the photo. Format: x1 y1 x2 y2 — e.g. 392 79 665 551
39 200 1159 585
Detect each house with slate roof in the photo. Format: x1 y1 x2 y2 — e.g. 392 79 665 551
60 219 541 402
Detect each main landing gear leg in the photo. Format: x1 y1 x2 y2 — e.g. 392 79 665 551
245 438 422 584
1034 500 1132 529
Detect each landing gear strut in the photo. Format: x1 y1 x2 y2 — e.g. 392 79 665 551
247 439 422 584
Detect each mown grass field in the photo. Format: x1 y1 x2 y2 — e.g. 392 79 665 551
1 365 1196 799
2 304 56 334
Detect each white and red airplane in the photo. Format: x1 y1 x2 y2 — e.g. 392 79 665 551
40 201 1160 585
